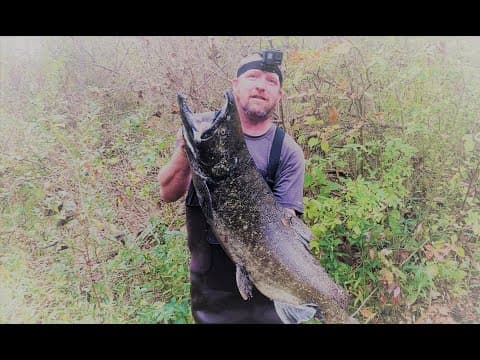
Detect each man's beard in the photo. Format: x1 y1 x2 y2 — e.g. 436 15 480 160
243 104 275 123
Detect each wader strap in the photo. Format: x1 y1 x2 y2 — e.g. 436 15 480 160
265 126 285 190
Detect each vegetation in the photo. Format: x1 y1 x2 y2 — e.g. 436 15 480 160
1 36 478 323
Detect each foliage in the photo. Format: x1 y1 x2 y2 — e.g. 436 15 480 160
295 37 480 322
304 137 417 308
1 36 479 323
104 217 192 323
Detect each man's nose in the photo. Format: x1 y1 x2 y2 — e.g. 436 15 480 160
253 78 267 89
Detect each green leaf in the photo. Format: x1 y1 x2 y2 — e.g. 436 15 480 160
305 116 320 125
308 137 319 148
353 225 361 236
304 173 313 188
388 209 401 236
453 245 465 258
320 140 330 153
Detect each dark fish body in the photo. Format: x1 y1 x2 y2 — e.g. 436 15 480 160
179 91 357 323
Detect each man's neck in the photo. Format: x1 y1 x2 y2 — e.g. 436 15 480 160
238 111 273 136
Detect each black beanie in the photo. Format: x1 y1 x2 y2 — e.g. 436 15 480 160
236 53 283 85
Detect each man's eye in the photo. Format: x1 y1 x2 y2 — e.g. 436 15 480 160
267 77 278 85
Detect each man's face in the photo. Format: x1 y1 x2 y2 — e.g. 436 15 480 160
232 69 283 123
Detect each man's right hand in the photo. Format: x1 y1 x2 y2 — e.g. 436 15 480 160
158 127 192 202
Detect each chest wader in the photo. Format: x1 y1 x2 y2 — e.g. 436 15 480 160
186 127 285 324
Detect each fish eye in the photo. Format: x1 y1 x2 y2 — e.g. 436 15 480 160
220 128 227 136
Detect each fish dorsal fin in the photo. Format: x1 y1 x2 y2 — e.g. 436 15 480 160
273 301 319 324
235 264 253 301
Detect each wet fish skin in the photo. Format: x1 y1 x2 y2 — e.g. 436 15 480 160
178 90 358 324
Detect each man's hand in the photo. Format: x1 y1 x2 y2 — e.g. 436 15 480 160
158 127 192 203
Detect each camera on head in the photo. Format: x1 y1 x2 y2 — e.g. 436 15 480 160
260 49 283 67
236 49 284 85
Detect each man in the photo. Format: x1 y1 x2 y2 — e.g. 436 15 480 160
158 50 305 323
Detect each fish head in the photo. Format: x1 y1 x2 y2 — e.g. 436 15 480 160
178 90 245 180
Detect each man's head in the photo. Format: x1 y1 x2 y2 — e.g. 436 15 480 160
232 50 284 123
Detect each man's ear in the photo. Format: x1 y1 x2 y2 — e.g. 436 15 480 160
232 78 239 94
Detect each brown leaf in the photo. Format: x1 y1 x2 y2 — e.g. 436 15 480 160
327 106 338 125
339 80 349 91
432 243 452 261
360 307 375 320
145 117 161 129
399 249 410 263
424 244 434 260
374 112 385 122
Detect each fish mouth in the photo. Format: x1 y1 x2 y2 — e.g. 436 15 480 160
177 91 236 180
177 91 233 147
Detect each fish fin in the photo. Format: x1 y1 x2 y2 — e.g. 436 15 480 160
286 212 313 248
313 308 326 322
235 264 253 301
273 301 318 324
193 178 214 221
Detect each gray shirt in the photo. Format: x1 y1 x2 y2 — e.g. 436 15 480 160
245 124 305 214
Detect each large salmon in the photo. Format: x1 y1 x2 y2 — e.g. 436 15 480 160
178 90 358 324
